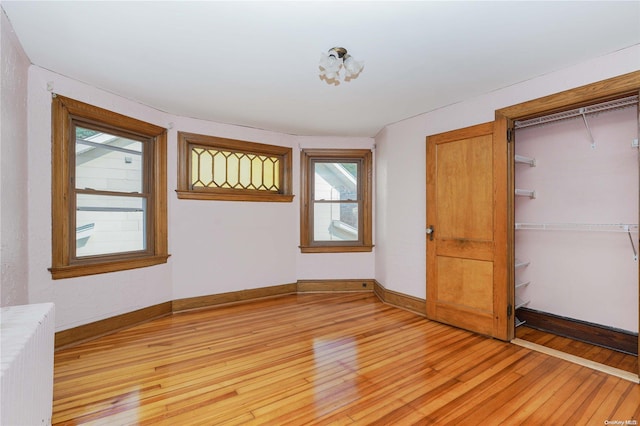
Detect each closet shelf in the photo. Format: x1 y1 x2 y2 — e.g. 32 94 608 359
513 95 639 149
515 189 536 199
515 280 531 289
514 95 639 129
515 154 536 167
515 317 526 327
515 223 639 233
515 298 530 310
514 259 530 269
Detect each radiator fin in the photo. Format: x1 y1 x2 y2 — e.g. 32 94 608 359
1 303 55 425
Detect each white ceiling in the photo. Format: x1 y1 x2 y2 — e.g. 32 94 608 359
3 1 639 137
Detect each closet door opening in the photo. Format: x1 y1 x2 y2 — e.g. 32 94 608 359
513 97 638 377
496 71 640 379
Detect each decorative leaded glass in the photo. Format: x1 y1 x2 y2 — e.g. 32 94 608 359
191 147 281 192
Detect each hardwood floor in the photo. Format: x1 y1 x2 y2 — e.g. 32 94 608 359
53 293 640 425
516 325 639 375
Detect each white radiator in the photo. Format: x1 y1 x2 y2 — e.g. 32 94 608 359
1 303 55 426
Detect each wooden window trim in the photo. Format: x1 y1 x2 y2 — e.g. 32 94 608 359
300 149 373 253
49 95 169 279
176 132 294 202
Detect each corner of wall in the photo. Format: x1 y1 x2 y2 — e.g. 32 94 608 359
1 7 31 307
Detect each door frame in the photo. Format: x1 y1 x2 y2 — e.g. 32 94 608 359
495 70 640 375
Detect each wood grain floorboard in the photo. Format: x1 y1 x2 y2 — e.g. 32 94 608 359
516 325 638 374
53 293 639 425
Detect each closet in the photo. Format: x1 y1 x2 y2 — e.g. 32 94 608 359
512 95 639 359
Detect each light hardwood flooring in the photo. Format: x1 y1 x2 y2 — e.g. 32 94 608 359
53 293 640 425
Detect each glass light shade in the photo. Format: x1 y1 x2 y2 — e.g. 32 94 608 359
324 71 339 80
319 52 343 79
319 48 363 82
343 56 364 78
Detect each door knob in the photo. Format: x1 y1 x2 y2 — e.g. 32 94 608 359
426 225 435 241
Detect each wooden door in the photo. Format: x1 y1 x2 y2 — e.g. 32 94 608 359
637 94 639 370
426 121 510 340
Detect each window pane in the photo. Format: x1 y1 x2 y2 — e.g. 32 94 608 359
314 162 358 201
190 146 281 191
75 126 143 193
313 202 359 241
76 194 146 257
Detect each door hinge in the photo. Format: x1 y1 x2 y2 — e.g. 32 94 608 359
507 304 513 318
507 128 514 143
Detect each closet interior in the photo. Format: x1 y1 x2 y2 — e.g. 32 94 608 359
513 95 639 371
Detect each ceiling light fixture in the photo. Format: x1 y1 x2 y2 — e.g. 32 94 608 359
319 47 364 84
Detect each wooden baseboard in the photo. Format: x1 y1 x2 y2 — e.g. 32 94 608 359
172 283 297 312
374 281 426 316
174 280 375 311
516 307 638 356
55 301 172 349
297 279 374 292
55 280 427 349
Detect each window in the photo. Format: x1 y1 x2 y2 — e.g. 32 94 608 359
300 149 373 253
176 132 293 202
50 95 169 279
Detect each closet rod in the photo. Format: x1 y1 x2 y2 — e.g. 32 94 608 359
515 223 639 233
514 95 639 129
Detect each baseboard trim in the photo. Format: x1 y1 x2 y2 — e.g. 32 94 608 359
172 283 298 312
297 279 374 292
374 281 426 316
516 307 638 356
55 301 173 349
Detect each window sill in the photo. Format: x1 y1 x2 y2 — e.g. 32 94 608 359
299 245 374 253
176 190 294 202
49 254 170 279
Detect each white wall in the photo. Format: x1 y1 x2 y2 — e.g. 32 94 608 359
374 45 640 302
1 9 30 306
515 106 638 331
168 122 375 299
374 120 427 298
27 67 175 330
296 136 375 280
23 65 374 330
168 117 300 299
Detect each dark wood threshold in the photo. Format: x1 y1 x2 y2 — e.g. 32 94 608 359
516 307 638 356
515 325 638 375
